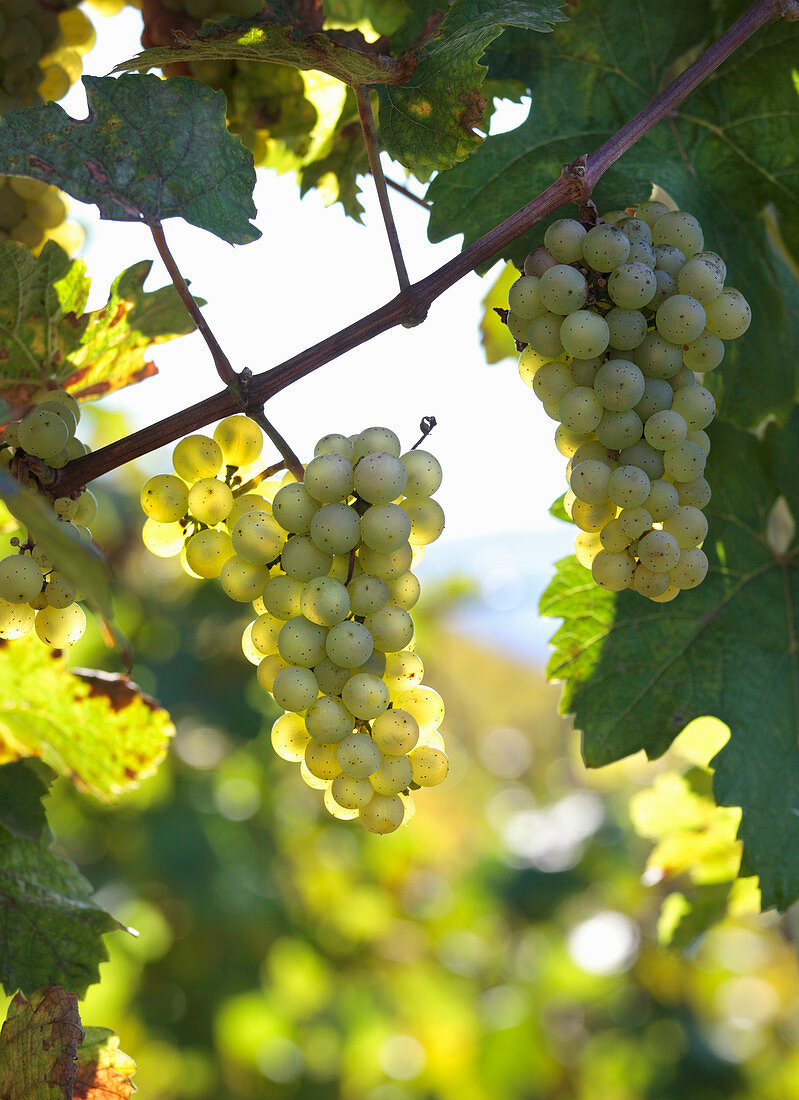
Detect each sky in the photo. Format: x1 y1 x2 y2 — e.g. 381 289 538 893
62 5 576 657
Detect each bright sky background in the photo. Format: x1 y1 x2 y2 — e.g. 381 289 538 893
62 5 576 656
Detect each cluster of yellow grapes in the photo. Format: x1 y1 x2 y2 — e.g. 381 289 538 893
140 417 450 833
0 175 83 255
507 201 751 601
0 390 96 647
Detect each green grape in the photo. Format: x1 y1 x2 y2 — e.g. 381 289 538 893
384 651 424 692
337 732 381 779
527 313 565 357
26 191 67 230
618 440 664 480
359 793 405 833
304 740 342 781
555 424 593 458
35 400 77 436
305 695 356 744
544 218 586 263
370 754 413 796
331 773 375 809
250 611 283 655
593 359 645 412
635 200 671 228
607 465 650 509
0 598 34 639
363 605 414 653
10 220 45 251
262 573 304 619
538 264 587 315
574 530 602 569
54 497 78 521
309 502 361 555
635 333 683 380
571 498 616 533
271 712 310 762
656 294 706 343
141 519 185 558
619 217 653 245
595 409 643 450
44 572 76 609
272 665 319 712
408 746 449 787
314 658 351 696
231 510 285 564
704 288 751 340
31 545 53 572
670 366 699 391
559 310 610 359
403 498 445 546
391 685 444 734
304 453 354 503
18 407 69 459
188 477 234 525
353 452 408 503
353 427 401 461
325 620 373 668
670 547 708 589
632 564 670 598
387 571 421 611
662 505 708 548
617 506 653 540
73 491 97 526
653 243 686 275
635 378 673 421
652 211 704 257
581 223 630 271
324 786 360 820
277 616 327 667
569 358 602 387
241 622 262 665
607 262 657 309
677 255 725 303
140 474 189 523
256 653 289 692
644 410 688 450
342 673 390 721
35 603 86 647
183 528 233 578
507 275 545 320
0 185 25 229
671 384 716 430
649 269 677 309
359 542 413 581
683 330 725 372
518 346 558 387
507 312 530 342
599 518 632 553
226 494 269 530
301 576 350 626
37 63 71 102
558 387 603 434
532 360 574 406
687 429 711 456
172 434 223 482
220 556 269 602
372 708 419 755
569 460 611 505
645 479 680 522
573 441 614 468
280 535 333 582
637 529 681 573
271 483 318 534
649 582 681 603
348 573 390 616
591 549 635 591
663 440 706 482
606 307 647 351
0 554 43 603
213 415 262 467
523 246 557 277
628 240 656 267
360 503 411 554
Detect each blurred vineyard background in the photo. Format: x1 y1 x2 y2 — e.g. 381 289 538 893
1 408 799 1098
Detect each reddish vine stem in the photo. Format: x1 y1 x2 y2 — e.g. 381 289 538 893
54 0 787 497
355 86 411 291
386 177 431 211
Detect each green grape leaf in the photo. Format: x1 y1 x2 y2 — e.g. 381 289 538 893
0 833 122 996
656 885 734 951
0 242 201 412
0 470 114 628
0 76 259 245
540 420 799 911
0 636 174 801
377 0 566 174
480 262 518 364
113 16 418 87
763 405 799 525
427 2 799 425
549 492 569 523
0 759 54 842
74 1027 137 1100
0 987 84 1099
298 88 368 219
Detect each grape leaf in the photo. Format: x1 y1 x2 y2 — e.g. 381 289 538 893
0 76 259 245
74 1028 136 1100
299 87 368 219
0 242 202 412
0 759 54 842
0 637 174 801
427 2 799 426
0 834 121 996
0 987 84 1099
479 261 518 364
377 0 567 174
656 885 734 951
540 420 799 910
114 14 417 87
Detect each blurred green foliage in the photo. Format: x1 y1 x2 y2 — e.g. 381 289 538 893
4 476 799 1098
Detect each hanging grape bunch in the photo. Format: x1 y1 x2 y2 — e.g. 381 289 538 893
140 417 449 833
0 390 96 646
506 201 751 601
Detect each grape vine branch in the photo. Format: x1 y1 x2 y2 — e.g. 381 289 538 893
51 0 795 498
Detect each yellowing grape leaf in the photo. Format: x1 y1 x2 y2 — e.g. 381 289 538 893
0 243 202 414
74 1028 136 1100
0 987 83 1100
540 421 799 911
0 637 174 800
0 76 259 245
479 262 518 364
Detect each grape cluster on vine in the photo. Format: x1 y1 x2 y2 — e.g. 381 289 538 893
0 390 95 647
506 201 751 601
140 418 449 833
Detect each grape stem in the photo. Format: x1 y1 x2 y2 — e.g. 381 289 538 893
53 0 787 496
355 86 411 292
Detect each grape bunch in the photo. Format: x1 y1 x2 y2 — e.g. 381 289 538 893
0 175 83 256
0 390 96 647
506 201 751 601
140 419 449 833
0 1 94 114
